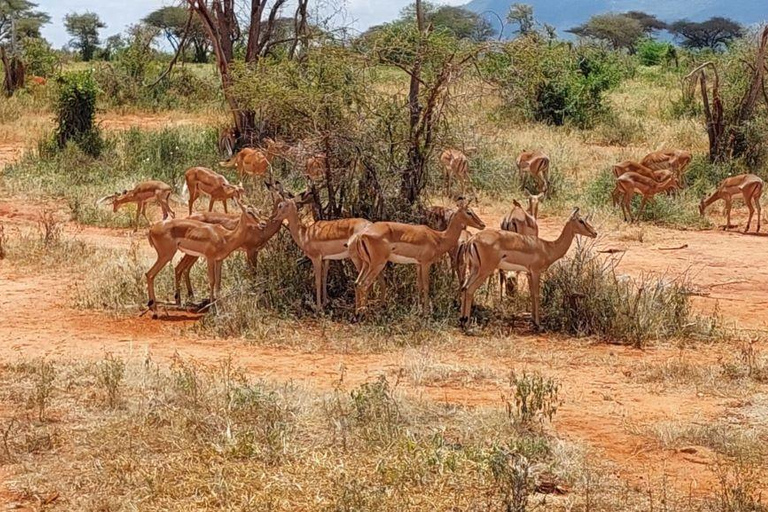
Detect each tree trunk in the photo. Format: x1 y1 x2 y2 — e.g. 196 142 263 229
401 0 426 206
1 48 24 97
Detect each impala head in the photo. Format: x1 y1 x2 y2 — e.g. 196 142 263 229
569 208 597 238
98 189 129 212
455 197 485 230
265 137 289 156
525 192 543 219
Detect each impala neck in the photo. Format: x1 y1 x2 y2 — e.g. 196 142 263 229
436 213 466 253
222 212 251 256
702 190 721 209
543 221 577 267
284 207 309 250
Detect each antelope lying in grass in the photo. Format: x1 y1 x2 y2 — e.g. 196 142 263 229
98 180 175 231
183 166 245 215
460 208 596 328
699 174 763 233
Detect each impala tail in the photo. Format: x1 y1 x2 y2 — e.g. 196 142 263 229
219 154 237 168
353 234 373 286
460 240 480 291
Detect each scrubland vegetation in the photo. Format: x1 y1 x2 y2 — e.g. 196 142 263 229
1 0 768 509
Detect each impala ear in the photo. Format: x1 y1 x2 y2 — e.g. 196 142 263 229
512 199 522 208
570 207 580 219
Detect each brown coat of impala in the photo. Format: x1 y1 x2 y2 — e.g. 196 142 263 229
611 161 675 206
460 208 597 328
146 203 263 314
614 172 679 222
304 153 327 182
641 149 692 179
516 150 550 194
219 138 288 179
349 199 486 313
499 196 540 297
98 180 175 231
440 148 471 198
699 174 763 233
424 205 471 282
183 166 245 215
271 197 373 311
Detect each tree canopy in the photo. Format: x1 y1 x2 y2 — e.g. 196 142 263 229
567 13 645 51
64 11 105 61
670 17 743 50
143 6 209 63
398 2 494 42
507 3 534 36
0 0 50 45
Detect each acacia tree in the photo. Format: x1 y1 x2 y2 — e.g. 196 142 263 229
0 0 50 95
507 3 534 36
64 11 105 61
671 17 742 51
568 13 644 51
144 6 209 62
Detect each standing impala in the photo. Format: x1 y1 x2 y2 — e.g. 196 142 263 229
499 195 540 297
98 180 175 231
440 148 472 198
219 138 288 180
183 166 245 215
516 150 550 195
146 202 263 314
614 172 679 222
641 149 692 179
699 174 763 233
349 198 485 314
270 193 374 311
460 208 596 328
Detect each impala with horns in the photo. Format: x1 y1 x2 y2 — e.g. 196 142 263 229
641 149 692 179
219 138 288 181
182 166 245 215
270 185 377 311
440 148 474 198
349 198 485 314
499 195 540 298
460 208 596 328
98 180 175 231
172 184 306 305
699 174 763 233
516 150 550 195
146 201 264 315
614 171 679 222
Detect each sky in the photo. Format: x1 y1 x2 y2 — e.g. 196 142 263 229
37 0 465 49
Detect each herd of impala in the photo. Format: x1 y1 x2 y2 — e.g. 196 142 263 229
97 141 764 327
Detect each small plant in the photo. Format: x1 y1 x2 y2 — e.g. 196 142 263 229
37 209 62 247
507 371 560 429
97 353 125 409
350 376 402 444
29 359 56 422
488 448 532 512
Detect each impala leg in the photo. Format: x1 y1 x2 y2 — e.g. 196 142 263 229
146 253 174 312
312 258 324 312
205 259 216 307
529 271 542 329
208 197 215 212
322 260 330 305
499 271 506 302
744 194 755 234
725 196 733 229
188 187 197 215
419 263 431 312
621 193 632 223
356 262 386 315
636 196 649 223
214 260 223 297
460 267 494 326
140 201 151 226
174 255 197 305
133 203 141 232
756 192 762 233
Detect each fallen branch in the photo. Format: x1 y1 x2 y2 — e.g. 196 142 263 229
708 279 748 289
597 248 626 254
657 244 688 251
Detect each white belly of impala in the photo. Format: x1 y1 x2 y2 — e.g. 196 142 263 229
499 262 528 273
324 251 349 261
389 255 419 264
179 248 206 258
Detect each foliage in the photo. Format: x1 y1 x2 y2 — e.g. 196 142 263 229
0 0 50 44
64 11 105 61
670 17 743 51
396 1 494 42
99 34 124 61
144 6 209 63
507 371 559 428
636 38 673 66
507 3 534 36
483 37 632 128
53 70 102 157
568 13 645 51
624 11 668 34
21 36 57 76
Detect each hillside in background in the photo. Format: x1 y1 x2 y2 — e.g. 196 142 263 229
465 0 767 37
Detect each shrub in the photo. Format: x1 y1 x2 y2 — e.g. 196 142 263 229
97 354 125 409
54 71 103 157
507 371 560 429
22 37 59 78
541 244 718 347
636 38 672 66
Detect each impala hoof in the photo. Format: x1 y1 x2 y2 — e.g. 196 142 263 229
147 299 155 308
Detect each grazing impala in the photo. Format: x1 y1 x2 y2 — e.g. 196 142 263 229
146 202 263 314
614 172 679 222
183 166 245 215
611 161 676 206
516 150 550 194
349 198 486 314
699 174 763 233
440 148 472 198
270 192 375 311
98 180 175 231
219 138 288 180
499 195 540 297
460 208 596 328
641 149 692 179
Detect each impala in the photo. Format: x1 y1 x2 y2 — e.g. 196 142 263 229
304 153 328 182
440 148 473 198
218 126 238 158
98 180 175 231
460 208 596 328
349 198 486 314
614 172 679 222
499 195 540 297
516 150 550 194
219 138 288 180
424 205 472 282
641 149 692 179
182 166 245 215
146 202 263 315
699 174 763 233
271 193 375 311
611 161 676 206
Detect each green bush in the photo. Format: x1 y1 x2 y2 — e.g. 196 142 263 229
636 38 672 66
54 71 103 157
22 37 59 78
